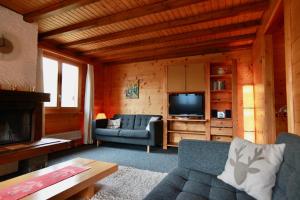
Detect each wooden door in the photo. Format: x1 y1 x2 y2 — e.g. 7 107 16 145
167 65 185 92
186 64 205 91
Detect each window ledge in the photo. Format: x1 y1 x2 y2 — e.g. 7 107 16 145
45 108 82 115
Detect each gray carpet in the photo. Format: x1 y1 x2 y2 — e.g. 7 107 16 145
48 143 178 173
92 166 167 200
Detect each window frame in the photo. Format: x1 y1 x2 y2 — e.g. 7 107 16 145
43 52 82 114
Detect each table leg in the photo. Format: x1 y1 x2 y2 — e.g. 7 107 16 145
69 185 95 200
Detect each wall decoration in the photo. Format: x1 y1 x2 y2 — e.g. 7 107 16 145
125 80 139 99
0 34 14 55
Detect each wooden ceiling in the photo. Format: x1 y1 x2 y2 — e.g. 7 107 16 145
0 0 269 64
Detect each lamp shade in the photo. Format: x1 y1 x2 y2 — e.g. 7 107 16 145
96 113 106 119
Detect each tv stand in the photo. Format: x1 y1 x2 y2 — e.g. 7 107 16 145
173 116 204 120
166 118 209 147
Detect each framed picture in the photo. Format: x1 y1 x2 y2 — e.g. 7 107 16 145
125 80 139 99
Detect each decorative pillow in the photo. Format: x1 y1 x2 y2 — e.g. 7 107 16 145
107 119 121 129
217 137 285 200
145 117 160 131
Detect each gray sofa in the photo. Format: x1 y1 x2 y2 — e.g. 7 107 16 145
92 114 163 152
145 133 300 200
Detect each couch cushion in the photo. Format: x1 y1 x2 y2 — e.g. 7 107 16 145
114 114 135 129
134 115 162 130
94 128 120 137
273 133 300 200
119 129 149 138
144 168 254 200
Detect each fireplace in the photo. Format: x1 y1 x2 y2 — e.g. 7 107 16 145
0 90 50 146
0 108 33 145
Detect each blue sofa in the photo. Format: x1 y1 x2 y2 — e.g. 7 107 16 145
145 133 300 200
92 114 163 152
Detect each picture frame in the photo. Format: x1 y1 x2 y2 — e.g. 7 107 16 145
125 80 139 99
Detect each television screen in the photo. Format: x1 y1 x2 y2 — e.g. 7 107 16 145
169 93 205 117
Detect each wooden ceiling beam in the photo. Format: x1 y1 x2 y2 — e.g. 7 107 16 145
92 33 256 59
24 0 101 22
38 41 101 65
39 0 207 39
104 44 253 65
83 20 260 54
63 1 268 47
101 41 253 62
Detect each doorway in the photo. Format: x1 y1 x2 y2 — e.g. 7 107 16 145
267 1 288 136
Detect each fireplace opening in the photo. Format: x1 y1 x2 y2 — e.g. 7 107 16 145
0 108 33 146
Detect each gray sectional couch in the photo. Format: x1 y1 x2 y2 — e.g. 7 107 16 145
145 133 300 200
92 114 163 152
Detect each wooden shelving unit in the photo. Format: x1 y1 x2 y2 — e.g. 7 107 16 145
210 74 232 78
210 90 232 93
163 63 210 149
167 118 207 122
167 130 206 134
209 62 237 142
163 61 237 149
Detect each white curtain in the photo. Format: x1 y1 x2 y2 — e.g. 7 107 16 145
36 48 45 137
84 64 95 144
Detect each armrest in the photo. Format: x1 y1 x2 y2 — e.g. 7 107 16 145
149 120 163 146
178 140 230 176
94 119 108 129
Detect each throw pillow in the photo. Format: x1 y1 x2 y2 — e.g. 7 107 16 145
145 117 160 131
107 119 121 129
217 137 285 200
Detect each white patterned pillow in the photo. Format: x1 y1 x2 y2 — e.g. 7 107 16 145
146 117 160 131
217 137 285 200
107 119 121 129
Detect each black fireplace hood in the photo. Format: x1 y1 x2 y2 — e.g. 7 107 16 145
0 90 50 102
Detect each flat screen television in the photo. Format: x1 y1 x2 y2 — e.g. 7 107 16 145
169 93 205 117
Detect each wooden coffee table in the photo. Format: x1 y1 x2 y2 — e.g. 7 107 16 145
0 158 118 200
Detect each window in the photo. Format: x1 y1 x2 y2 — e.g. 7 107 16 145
43 57 58 107
61 63 79 107
243 85 255 142
42 56 80 109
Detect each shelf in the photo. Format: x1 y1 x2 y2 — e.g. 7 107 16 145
210 133 233 136
210 74 232 78
210 90 232 93
167 143 178 147
211 118 232 120
168 130 206 135
167 118 207 122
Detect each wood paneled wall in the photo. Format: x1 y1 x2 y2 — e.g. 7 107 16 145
284 0 300 134
252 0 300 143
101 62 165 118
252 0 284 144
95 50 253 138
272 20 288 135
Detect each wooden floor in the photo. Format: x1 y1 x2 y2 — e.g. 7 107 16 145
0 158 118 200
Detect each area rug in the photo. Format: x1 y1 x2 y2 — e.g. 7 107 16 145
91 166 167 200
